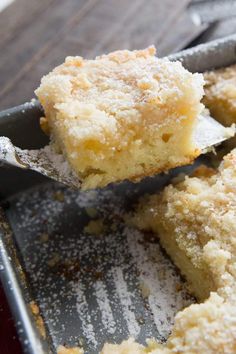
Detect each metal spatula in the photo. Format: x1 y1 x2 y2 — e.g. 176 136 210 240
0 114 234 189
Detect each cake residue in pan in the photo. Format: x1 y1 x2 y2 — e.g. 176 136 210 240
29 301 46 339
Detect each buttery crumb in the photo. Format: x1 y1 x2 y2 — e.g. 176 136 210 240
57 345 84 354
30 301 39 315
139 280 150 299
29 301 46 339
175 283 182 292
84 219 105 235
85 207 98 218
47 253 60 267
53 191 65 202
39 232 49 243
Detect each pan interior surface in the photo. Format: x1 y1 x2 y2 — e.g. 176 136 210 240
3 177 194 353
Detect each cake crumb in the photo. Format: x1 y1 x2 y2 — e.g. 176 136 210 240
39 232 49 243
85 207 98 218
53 191 65 202
175 283 182 292
139 280 150 299
47 253 60 267
29 301 46 339
84 219 105 235
57 345 84 354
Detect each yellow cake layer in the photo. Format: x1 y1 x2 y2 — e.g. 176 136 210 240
36 47 205 189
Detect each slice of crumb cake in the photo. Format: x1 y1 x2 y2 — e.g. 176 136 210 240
203 64 236 152
131 149 236 301
204 64 236 128
36 47 212 190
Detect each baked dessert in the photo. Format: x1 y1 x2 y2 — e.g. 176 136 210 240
105 149 236 354
131 149 236 301
204 64 236 127
101 148 236 353
55 161 236 353
36 47 230 190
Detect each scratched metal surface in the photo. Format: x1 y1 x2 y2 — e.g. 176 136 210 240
0 34 236 354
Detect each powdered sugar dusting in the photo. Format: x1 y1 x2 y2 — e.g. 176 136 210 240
126 228 192 338
0 137 28 168
75 283 98 347
16 144 80 188
93 280 116 335
3 180 194 353
112 267 140 338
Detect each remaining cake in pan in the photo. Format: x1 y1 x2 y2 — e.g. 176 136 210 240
101 149 236 353
131 149 236 301
36 47 216 190
204 64 236 127
107 148 236 353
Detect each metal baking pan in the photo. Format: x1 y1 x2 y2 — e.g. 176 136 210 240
1 34 236 354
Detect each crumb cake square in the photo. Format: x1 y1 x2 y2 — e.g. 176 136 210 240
36 47 206 190
204 64 236 127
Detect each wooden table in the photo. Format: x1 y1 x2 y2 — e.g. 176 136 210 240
0 0 208 110
1 0 236 353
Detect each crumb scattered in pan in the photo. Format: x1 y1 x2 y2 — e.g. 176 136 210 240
175 283 183 292
53 259 80 281
53 191 65 202
85 207 98 218
47 253 60 267
57 344 84 354
137 317 145 325
39 232 49 243
84 219 106 235
29 301 46 339
30 301 40 316
139 281 150 299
